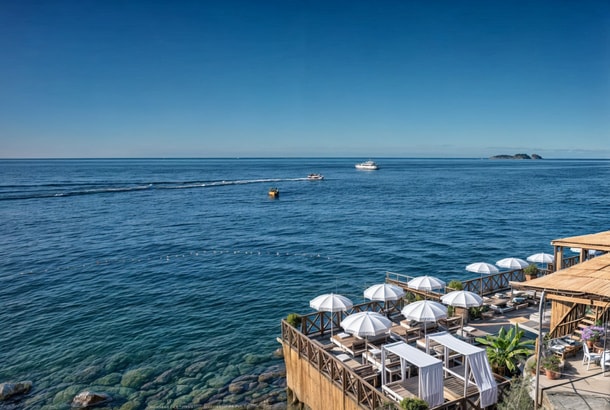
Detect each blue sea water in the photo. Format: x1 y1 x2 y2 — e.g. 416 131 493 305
1 158 609 409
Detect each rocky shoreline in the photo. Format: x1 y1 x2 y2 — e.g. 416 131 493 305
0 350 288 409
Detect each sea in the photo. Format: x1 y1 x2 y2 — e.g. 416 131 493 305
1 158 609 409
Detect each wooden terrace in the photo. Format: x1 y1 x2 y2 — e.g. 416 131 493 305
281 230 610 410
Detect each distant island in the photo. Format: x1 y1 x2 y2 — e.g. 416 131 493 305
490 153 543 160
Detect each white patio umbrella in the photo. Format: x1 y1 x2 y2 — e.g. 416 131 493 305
526 253 554 264
440 290 484 308
340 311 393 361
407 275 446 291
364 283 405 301
401 300 447 336
465 262 499 296
496 257 529 270
310 293 353 336
570 248 602 256
340 311 393 337
364 283 405 316
441 290 483 333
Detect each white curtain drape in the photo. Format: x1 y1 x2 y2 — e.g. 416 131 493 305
468 350 498 408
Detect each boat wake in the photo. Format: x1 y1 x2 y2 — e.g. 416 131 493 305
0 178 304 201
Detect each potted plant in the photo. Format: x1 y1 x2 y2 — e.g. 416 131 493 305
541 355 561 380
524 264 539 280
476 324 534 376
286 313 302 329
447 280 464 291
399 397 429 410
582 325 604 348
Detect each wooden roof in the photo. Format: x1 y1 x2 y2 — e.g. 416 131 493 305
511 253 610 300
551 230 610 252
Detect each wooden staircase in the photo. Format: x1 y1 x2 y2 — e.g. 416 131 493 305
572 312 600 342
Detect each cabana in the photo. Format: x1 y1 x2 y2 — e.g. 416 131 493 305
381 341 444 407
426 332 497 408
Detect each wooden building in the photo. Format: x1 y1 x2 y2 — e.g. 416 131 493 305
511 230 610 340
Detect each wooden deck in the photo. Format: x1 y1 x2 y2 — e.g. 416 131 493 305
443 375 479 402
382 377 420 402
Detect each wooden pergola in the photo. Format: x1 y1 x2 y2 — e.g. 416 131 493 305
511 231 610 339
552 230 610 271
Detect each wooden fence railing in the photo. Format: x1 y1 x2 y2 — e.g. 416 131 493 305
281 319 394 409
301 301 391 336
386 270 528 297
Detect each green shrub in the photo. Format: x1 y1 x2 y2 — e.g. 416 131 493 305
287 313 301 328
399 397 429 410
498 374 534 410
404 292 417 303
447 305 455 317
447 280 464 290
541 355 560 372
524 264 538 276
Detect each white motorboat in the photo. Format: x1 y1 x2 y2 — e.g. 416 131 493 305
307 173 324 180
355 161 379 170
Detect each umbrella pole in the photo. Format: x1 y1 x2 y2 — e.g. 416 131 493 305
363 337 368 364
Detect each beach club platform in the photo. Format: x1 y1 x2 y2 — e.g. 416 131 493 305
279 230 610 410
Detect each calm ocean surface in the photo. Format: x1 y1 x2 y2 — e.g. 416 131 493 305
1 158 609 409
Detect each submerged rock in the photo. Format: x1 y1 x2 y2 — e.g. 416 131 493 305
71 391 112 408
120 367 155 389
0 381 33 400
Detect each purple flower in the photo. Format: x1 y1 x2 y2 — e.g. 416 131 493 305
582 325 604 341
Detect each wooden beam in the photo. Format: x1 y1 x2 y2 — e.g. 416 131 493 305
544 293 608 307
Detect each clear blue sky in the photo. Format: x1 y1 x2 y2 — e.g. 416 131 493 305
1 1 608 158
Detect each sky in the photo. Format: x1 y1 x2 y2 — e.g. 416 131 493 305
1 0 609 159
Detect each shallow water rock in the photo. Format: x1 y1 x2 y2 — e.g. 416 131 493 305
74 366 104 383
71 391 112 408
120 367 155 389
258 370 283 384
0 381 32 400
119 400 142 410
93 373 122 386
206 374 232 388
227 381 248 394
152 368 177 384
53 385 83 405
243 353 266 365
191 388 215 404
171 394 194 408
174 384 191 396
105 353 131 373
232 374 257 383
184 361 208 377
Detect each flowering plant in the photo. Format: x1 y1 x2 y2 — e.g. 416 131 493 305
581 325 604 342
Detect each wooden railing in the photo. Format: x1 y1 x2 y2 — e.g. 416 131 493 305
281 320 395 409
300 301 390 336
386 270 528 298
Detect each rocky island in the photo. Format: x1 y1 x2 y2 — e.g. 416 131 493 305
490 153 542 160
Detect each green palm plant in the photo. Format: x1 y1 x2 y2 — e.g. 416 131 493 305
476 325 534 376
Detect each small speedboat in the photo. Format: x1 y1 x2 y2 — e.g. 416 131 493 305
355 160 379 170
307 173 324 180
268 187 279 198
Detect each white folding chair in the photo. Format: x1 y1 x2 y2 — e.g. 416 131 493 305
582 342 601 370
